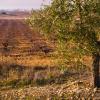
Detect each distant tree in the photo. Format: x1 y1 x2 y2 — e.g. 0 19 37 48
1 12 7 15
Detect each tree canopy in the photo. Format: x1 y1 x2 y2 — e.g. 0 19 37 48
28 0 100 69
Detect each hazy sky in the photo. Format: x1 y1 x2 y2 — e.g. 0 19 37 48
0 0 51 10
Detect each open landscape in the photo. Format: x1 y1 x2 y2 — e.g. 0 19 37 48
0 17 54 66
0 0 99 98
0 10 97 100
0 11 59 99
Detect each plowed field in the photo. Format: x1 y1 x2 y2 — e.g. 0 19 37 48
0 18 54 67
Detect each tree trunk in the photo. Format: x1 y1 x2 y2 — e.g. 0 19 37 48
93 53 100 87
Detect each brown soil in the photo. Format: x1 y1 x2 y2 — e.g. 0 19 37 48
0 19 52 55
0 18 55 68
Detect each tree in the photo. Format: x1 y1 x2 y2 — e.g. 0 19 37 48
29 0 100 73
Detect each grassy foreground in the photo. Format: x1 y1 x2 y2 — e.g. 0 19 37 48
0 54 97 99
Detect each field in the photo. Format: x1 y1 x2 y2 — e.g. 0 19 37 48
0 17 55 66
0 13 98 99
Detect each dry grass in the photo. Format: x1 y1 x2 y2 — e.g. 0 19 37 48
0 55 57 67
0 18 96 99
0 52 95 99
0 80 96 100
